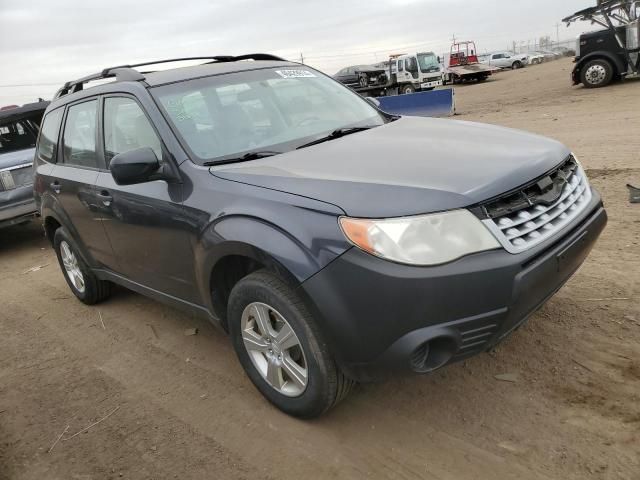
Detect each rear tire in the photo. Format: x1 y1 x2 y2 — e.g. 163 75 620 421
580 59 614 88
53 227 111 305
228 270 354 418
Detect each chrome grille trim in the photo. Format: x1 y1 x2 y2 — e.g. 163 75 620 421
482 166 592 254
0 162 33 172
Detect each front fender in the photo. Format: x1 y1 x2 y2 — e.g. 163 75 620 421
194 213 351 313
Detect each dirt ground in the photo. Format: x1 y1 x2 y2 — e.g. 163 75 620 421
0 58 638 480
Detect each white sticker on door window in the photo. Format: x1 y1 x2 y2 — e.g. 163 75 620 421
275 70 316 78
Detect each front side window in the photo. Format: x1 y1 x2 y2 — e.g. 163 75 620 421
62 100 98 168
36 108 63 163
103 97 162 166
153 67 386 164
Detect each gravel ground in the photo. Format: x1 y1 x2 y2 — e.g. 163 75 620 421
0 58 638 480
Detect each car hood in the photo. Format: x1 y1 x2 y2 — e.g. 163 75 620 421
0 148 35 170
210 117 570 217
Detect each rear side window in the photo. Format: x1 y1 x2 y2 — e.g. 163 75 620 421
36 108 63 163
0 120 37 154
62 100 99 168
103 97 162 166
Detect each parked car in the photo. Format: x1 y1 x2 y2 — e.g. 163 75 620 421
334 64 378 87
479 51 527 69
552 46 576 57
538 50 563 61
526 52 546 64
34 54 607 418
0 101 48 228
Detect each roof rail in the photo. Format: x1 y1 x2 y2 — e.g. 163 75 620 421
53 53 287 99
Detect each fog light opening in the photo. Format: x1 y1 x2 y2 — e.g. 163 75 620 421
409 337 456 373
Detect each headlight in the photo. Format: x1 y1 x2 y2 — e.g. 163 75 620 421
339 209 500 266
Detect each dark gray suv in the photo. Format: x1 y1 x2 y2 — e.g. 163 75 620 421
34 54 607 417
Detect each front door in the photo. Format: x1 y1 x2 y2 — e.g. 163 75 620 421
94 95 199 304
53 98 114 267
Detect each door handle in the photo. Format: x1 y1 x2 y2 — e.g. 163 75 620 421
97 190 113 207
50 181 61 194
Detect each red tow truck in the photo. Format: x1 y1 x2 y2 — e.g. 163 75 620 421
442 41 498 84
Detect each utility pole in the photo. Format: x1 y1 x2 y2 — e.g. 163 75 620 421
299 52 304 64
451 33 456 44
555 23 561 47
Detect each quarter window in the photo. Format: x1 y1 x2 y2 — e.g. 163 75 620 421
62 100 99 168
103 97 162 166
36 108 63 163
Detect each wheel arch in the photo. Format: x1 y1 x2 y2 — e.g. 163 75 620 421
197 215 349 329
43 214 62 246
575 52 624 78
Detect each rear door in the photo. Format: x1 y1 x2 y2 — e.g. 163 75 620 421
51 98 114 266
94 95 198 303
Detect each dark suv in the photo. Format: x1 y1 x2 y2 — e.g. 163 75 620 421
34 54 607 417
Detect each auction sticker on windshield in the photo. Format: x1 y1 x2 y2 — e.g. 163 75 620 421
275 70 316 78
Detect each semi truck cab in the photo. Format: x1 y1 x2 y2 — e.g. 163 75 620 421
564 1 640 88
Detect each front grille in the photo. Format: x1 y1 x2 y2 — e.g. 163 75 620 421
0 164 33 191
481 157 592 253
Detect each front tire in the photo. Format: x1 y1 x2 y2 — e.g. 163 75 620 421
400 84 415 94
512 61 523 69
53 227 111 305
580 59 614 88
228 270 353 418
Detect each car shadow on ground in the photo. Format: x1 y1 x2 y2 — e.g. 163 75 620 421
0 221 47 254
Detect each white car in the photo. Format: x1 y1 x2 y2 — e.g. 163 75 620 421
526 52 546 65
480 52 528 69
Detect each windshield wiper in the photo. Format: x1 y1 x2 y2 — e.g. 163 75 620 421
296 126 375 150
203 150 282 166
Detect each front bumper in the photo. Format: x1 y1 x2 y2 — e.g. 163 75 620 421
420 79 443 89
0 185 37 228
301 189 607 382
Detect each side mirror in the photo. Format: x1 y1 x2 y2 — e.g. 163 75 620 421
110 147 161 185
365 97 381 108
437 56 441 63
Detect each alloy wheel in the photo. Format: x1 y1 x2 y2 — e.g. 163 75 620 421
60 240 85 293
240 302 308 397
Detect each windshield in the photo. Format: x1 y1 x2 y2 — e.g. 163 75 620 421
0 120 38 154
417 54 440 73
152 67 386 164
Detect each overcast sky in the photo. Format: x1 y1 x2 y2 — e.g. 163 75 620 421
1 0 596 105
